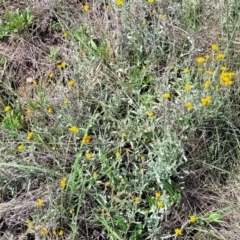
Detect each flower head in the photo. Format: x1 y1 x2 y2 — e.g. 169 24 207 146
115 151 121 157
147 111 154 117
82 134 91 144
69 126 79 133
57 62 67 69
49 72 54 78
106 5 111 10
63 99 69 105
155 192 161 198
196 57 205 64
18 144 25 151
211 44 218 51
67 80 75 87
59 230 64 236
40 227 47 235
93 172 98 178
60 177 67 188
4 106 11 112
184 84 192 91
47 107 53 114
105 181 111 187
204 80 211 89
216 53 225 60
220 71 235 86
27 132 34 140
116 0 123 6
26 219 34 228
142 21 146 26
206 71 213 76
83 4 89 11
185 102 193 110
36 199 44 207
220 66 227 72
69 209 74 214
201 96 212 107
163 92 171 99
63 32 68 38
134 197 140 203
183 68 190 74
174 228 182 235
86 153 93 159
148 0 155 3
156 201 164 208
189 215 196 223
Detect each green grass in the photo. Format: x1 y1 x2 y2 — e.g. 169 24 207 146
1 0 240 239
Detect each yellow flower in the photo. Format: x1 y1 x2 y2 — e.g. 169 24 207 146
58 61 67 69
220 71 235 86
53 230 57 235
163 92 171 99
184 84 192 91
33 80 38 86
63 32 68 38
205 54 210 59
148 0 155 3
121 178 125 183
134 197 140 203
63 99 69 104
83 4 89 11
142 65 146 69
82 134 91 144
116 0 123 6
69 209 74 214
156 201 164 208
211 44 218 51
27 132 34 140
47 107 53 113
183 68 190 74
49 72 54 78
82 51 86 57
26 109 32 115
59 230 64 236
151 9 156 15
105 181 111 187
204 80 211 89
40 227 47 235
68 80 75 87
189 215 196 223
18 144 25 151
142 21 146 26
26 219 34 228
60 177 67 188
115 151 121 157
86 153 93 159
215 84 219 90
220 66 227 71
36 199 44 207
0 205 2 210
206 71 213 76
69 126 79 133
121 131 126 137
174 228 182 235
161 14 167 19
198 68 203 72
147 111 154 117
185 102 193 110
106 5 111 10
140 155 145 161
216 53 225 60
155 192 161 198
201 96 212 107
4 106 11 112
196 57 205 63
93 172 98 178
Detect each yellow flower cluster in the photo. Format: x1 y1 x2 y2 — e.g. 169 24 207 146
201 96 212 107
60 177 67 188
82 134 91 143
220 71 235 86
196 56 205 64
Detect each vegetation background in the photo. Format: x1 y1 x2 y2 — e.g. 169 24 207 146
0 0 240 239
